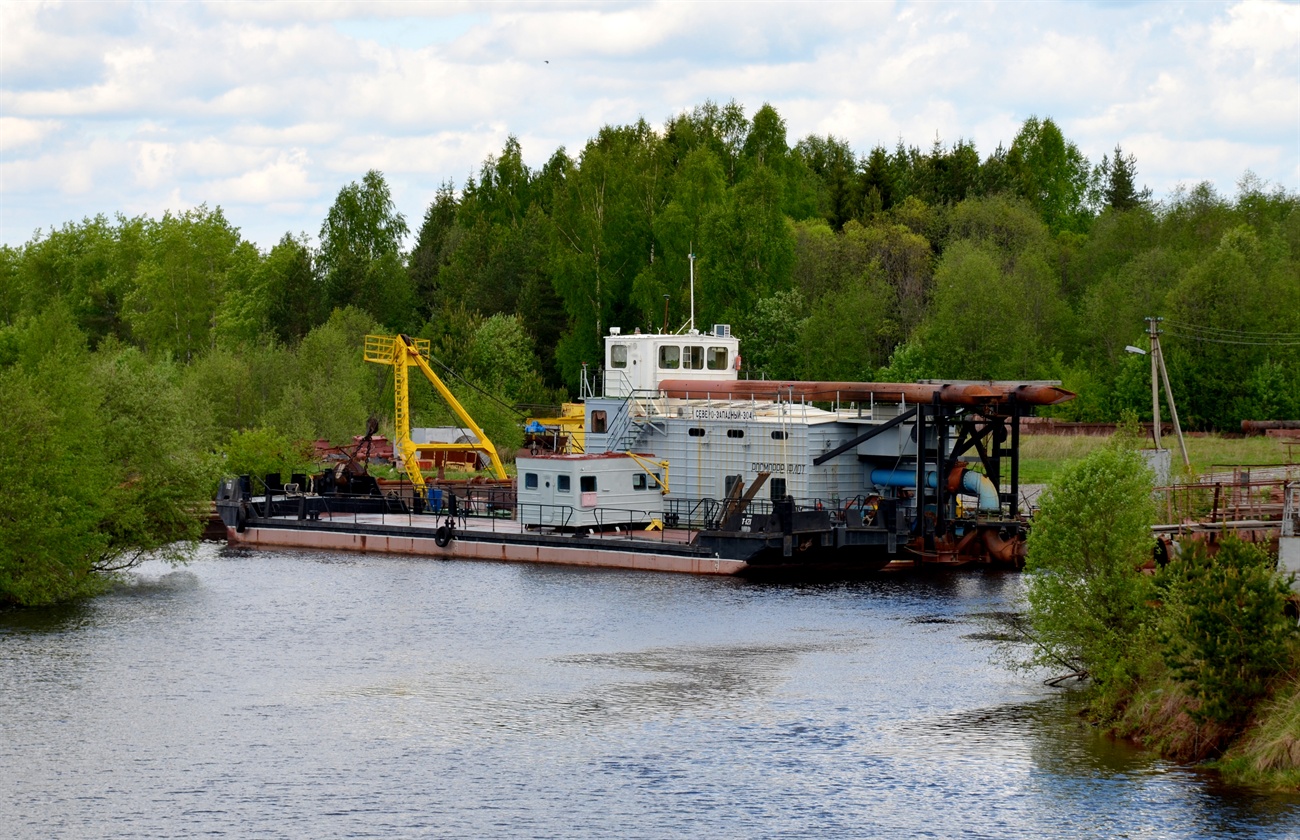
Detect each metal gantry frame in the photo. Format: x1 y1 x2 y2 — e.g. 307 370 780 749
913 398 1023 547
363 334 508 495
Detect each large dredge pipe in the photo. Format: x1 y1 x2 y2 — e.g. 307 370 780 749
657 379 1076 407
1242 420 1300 434
870 467 1001 512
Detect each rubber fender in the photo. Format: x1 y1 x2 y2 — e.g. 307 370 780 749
234 504 247 534
434 525 453 548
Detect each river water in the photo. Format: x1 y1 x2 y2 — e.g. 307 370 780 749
2 544 1297 839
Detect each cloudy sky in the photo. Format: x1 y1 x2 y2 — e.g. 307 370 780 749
2 0 1297 250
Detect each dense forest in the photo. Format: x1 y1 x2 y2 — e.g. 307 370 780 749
2 101 1298 604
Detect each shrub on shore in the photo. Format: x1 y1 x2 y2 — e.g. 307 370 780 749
1023 444 1300 790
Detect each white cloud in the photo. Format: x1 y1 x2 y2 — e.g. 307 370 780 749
0 117 62 152
1 0 1296 249
134 142 175 188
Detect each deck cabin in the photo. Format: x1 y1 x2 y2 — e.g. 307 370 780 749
516 453 664 529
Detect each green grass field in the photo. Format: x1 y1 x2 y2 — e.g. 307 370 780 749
1017 433 1297 484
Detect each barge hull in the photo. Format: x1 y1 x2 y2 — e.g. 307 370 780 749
225 522 747 576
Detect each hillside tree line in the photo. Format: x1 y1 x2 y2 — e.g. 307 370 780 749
2 101 1298 605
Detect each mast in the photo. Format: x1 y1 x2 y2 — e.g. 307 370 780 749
688 251 696 333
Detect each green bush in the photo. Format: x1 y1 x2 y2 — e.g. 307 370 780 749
220 427 314 485
1157 537 1297 725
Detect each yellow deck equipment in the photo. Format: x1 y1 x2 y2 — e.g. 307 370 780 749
364 334 508 493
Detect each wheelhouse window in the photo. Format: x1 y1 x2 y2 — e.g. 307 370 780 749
658 345 680 369
707 347 729 370
684 346 704 370
610 344 627 369
524 473 538 489
557 475 571 492
580 476 597 492
633 474 648 491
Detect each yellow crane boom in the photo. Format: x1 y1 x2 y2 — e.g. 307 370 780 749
363 334 508 492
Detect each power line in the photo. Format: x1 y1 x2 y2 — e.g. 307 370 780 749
1162 319 1300 339
1161 327 1300 347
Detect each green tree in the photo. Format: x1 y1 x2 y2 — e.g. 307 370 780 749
1006 116 1094 233
551 123 665 386
744 289 807 380
632 146 726 326
408 182 458 313
798 267 897 380
265 306 383 443
1097 145 1152 212
1158 538 1296 726
318 170 413 326
261 233 323 344
795 134 859 230
0 310 213 606
1023 445 1157 691
918 239 1068 379
698 164 795 324
126 206 247 361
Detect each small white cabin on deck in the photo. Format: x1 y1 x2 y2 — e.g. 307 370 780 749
516 453 665 529
602 325 741 398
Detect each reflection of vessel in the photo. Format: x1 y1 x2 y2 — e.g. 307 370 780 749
217 327 1073 577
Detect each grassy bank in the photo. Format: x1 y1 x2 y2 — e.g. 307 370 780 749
1018 432 1295 484
1100 653 1300 791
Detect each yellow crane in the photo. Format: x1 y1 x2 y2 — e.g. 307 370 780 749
363 334 508 493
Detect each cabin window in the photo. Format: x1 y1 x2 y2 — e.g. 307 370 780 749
770 478 787 500
707 346 729 370
524 473 538 490
771 431 788 440
684 346 704 370
557 475 571 492
610 344 627 369
687 427 706 438
658 345 680 369
591 410 607 434
580 475 597 493
726 429 745 439
725 474 742 498
633 474 648 491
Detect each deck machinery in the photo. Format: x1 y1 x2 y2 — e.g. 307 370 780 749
557 324 1075 574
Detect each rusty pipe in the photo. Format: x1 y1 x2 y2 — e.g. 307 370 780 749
657 379 1075 407
1242 420 1300 434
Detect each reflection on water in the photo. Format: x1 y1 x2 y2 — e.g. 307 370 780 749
1 544 1296 839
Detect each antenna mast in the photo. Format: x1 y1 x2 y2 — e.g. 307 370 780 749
688 251 696 333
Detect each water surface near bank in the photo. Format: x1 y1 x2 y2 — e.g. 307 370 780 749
2 544 1296 838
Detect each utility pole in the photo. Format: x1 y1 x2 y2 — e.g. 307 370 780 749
1148 317 1161 451
1146 316 1190 468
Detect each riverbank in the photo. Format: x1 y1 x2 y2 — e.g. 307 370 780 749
1099 652 1300 792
